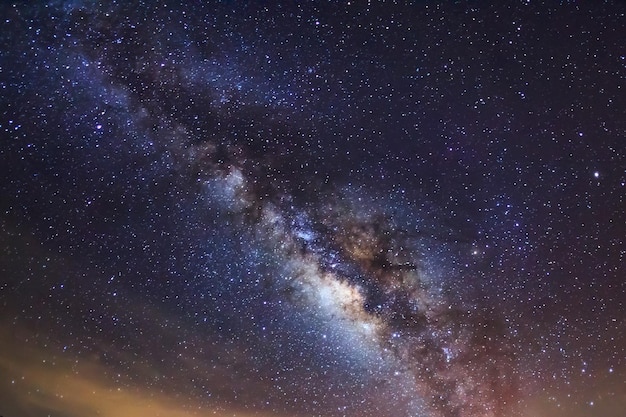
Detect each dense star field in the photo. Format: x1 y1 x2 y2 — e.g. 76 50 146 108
1 1 624 416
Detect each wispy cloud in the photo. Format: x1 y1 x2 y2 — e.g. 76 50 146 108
0 326 276 417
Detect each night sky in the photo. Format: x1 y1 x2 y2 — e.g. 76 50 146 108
1 1 625 416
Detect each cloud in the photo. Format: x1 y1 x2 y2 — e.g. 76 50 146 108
0 326 275 417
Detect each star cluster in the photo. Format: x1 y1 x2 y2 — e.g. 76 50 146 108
1 1 624 417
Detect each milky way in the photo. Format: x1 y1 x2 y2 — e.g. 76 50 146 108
1 1 625 417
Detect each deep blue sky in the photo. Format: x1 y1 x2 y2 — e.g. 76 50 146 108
1 1 624 417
